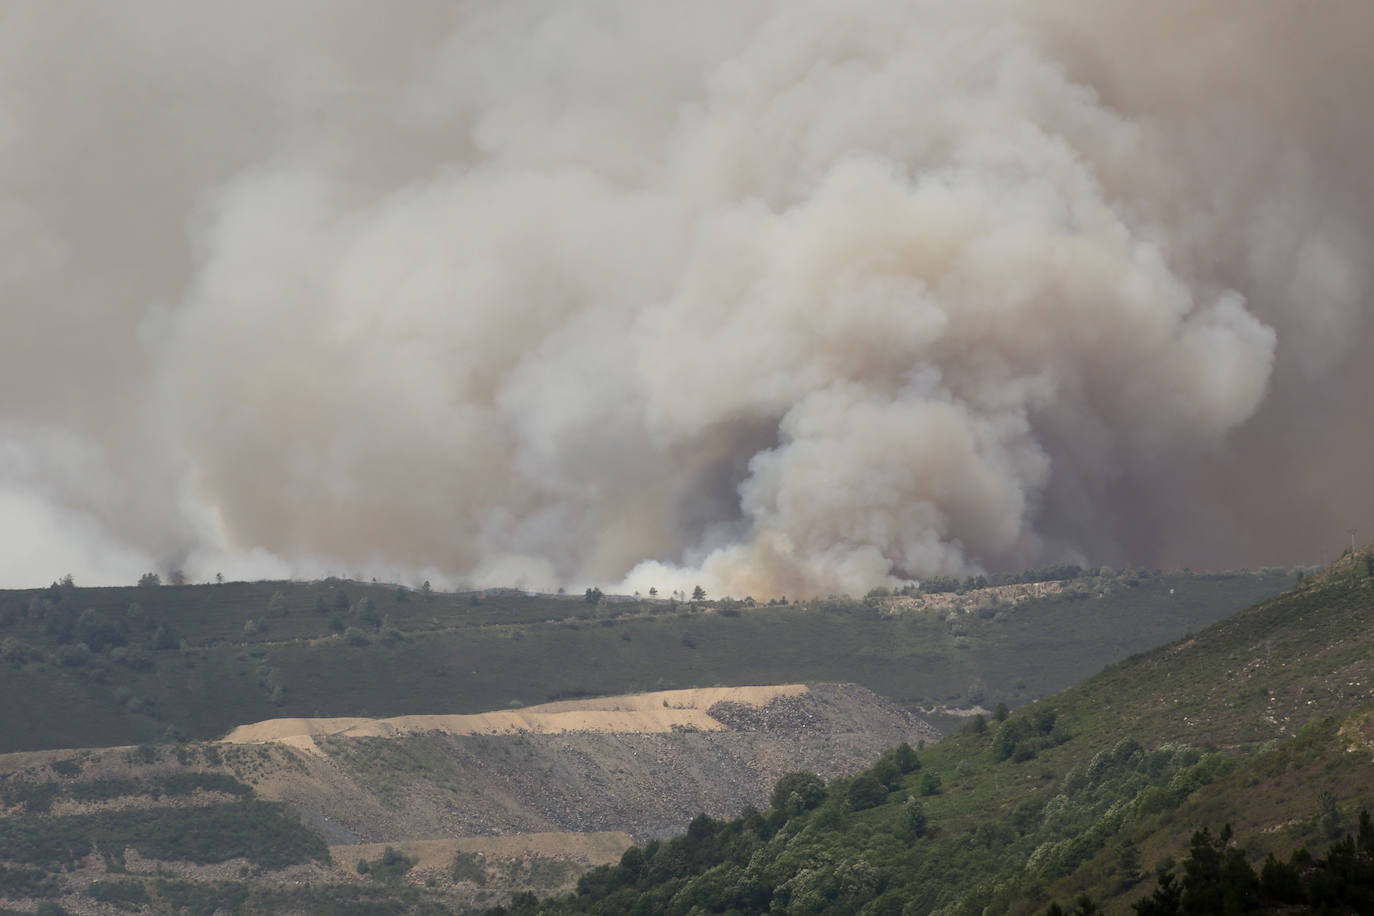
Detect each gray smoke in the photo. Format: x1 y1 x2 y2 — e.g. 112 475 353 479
1 1 1371 596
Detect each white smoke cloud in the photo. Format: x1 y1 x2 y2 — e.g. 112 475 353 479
0 1 1369 594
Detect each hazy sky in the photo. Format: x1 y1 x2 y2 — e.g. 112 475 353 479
1 1 1371 596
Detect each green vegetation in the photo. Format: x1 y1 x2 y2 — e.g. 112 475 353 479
146 877 453 916
0 864 58 899
453 850 490 885
476 552 1374 914
1045 811 1374 915
496 855 581 892
991 706 1068 762
770 772 827 814
0 771 252 813
86 878 151 910
0 800 328 870
500 728 1239 914
357 845 418 883
0 569 1292 750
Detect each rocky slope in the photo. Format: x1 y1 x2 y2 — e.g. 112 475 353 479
0 682 936 913
232 682 939 842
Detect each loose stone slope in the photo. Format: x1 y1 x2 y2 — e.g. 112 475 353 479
0 683 937 913
235 683 939 842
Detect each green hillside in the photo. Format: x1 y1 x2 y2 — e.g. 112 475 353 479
0 569 1290 752
514 553 1374 915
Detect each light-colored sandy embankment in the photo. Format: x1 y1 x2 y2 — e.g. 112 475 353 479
222 684 810 747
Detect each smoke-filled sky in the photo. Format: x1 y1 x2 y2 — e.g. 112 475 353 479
1 1 1371 596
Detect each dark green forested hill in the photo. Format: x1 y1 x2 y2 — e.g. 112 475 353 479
0 568 1289 752
500 553 1374 915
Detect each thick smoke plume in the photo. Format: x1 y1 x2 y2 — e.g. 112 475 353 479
1 1 1371 596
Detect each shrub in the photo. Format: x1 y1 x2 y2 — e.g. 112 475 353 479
1 636 27 666
152 879 250 914
49 758 81 778
847 773 888 810
890 742 922 773
362 846 416 883
0 800 328 869
54 643 92 667
771 772 826 814
0 785 59 813
267 591 288 618
0 864 59 897
870 756 902 790
88 878 151 909
351 597 380 628
76 609 128 653
452 850 487 885
151 624 178 650
113 646 154 670
903 798 927 838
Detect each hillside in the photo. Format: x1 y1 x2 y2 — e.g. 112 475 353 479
0 562 1340 915
0 568 1290 751
225 683 938 844
517 552 1374 915
0 684 935 914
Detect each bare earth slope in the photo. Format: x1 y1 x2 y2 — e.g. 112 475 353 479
228 683 938 843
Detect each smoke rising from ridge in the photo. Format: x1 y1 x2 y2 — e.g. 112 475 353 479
1 1 1371 595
